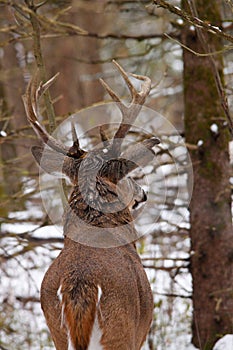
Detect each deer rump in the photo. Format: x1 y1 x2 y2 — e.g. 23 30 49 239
41 242 154 350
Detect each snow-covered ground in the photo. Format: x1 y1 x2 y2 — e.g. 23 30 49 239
213 335 233 350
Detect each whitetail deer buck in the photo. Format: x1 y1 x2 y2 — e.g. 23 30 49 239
23 61 159 350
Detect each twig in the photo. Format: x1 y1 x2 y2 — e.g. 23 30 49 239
165 33 233 57
153 0 233 44
143 264 188 271
157 0 233 137
153 291 192 299
188 0 233 137
16 296 40 304
142 257 189 262
25 0 57 132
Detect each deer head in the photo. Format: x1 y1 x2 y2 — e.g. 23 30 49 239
23 61 159 247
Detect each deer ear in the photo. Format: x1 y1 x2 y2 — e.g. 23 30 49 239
31 145 66 175
31 145 43 165
117 137 159 178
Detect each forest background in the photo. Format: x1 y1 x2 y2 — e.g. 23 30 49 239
0 1 233 349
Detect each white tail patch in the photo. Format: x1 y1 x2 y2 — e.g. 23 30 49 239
97 285 102 304
58 287 75 350
88 285 103 350
88 314 103 350
57 285 65 328
57 284 62 302
67 329 76 350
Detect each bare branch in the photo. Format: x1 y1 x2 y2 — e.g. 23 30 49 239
165 33 233 57
25 1 57 132
153 0 233 44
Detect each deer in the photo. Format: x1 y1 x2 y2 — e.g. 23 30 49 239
23 61 159 350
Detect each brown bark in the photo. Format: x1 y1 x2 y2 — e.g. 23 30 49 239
182 1 233 349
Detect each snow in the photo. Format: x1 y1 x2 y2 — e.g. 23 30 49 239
177 19 183 25
0 130 7 137
213 335 233 350
1 223 62 349
211 25 220 31
31 224 63 238
229 141 233 164
223 21 232 29
210 123 219 134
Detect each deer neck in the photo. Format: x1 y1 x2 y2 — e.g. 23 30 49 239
63 180 138 247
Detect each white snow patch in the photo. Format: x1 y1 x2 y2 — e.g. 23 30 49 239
177 19 183 25
211 26 220 31
197 140 203 147
229 141 233 164
185 345 199 350
0 130 7 137
223 22 232 29
213 335 233 350
32 225 63 239
210 123 218 134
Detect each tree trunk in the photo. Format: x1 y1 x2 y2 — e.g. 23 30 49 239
181 1 233 349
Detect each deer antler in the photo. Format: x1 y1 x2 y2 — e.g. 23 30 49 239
99 60 151 155
22 72 69 155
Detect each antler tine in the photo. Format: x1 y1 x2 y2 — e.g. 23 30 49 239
99 60 151 155
112 61 151 138
113 61 151 103
99 78 127 117
112 60 138 99
22 72 69 155
71 118 80 147
36 72 60 101
129 72 151 101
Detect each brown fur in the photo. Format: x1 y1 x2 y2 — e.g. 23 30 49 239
41 239 153 350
